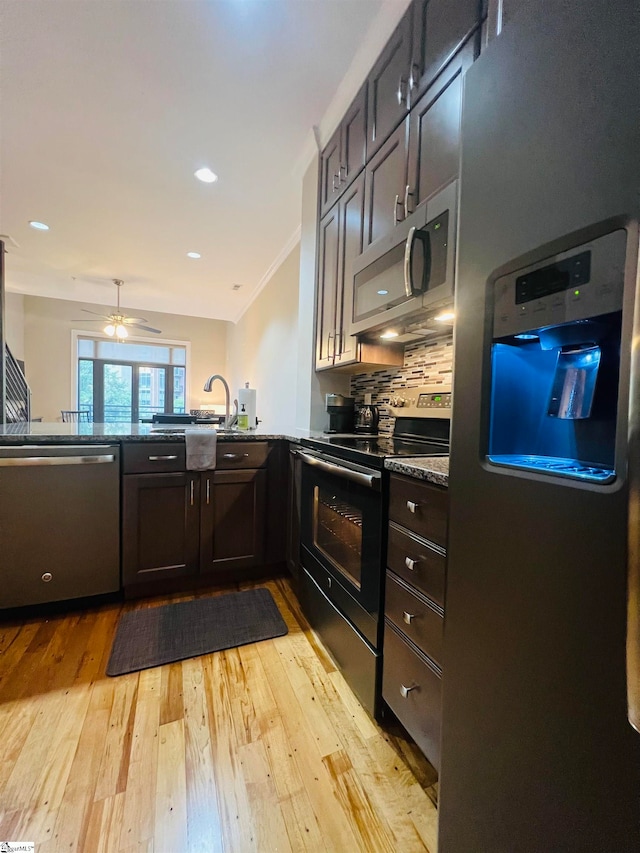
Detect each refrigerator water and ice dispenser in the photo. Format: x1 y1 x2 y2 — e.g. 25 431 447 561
487 229 627 483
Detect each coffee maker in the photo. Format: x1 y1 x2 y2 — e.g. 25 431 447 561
324 394 355 434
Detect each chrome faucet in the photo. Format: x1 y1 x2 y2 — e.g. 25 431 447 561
203 374 237 429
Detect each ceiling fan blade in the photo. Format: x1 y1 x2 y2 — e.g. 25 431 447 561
127 323 162 334
81 309 113 320
122 316 148 325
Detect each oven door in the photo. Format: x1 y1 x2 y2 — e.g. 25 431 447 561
299 449 384 628
350 179 457 336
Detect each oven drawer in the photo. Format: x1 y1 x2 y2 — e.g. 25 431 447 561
389 473 448 547
299 567 380 717
387 522 446 609
301 546 378 648
122 442 186 474
385 571 443 668
383 620 442 770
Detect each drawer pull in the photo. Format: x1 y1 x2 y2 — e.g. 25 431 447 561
190 480 195 506
222 452 250 460
405 556 418 571
42 572 53 583
327 577 332 588
406 500 419 513
400 683 417 698
206 479 211 505
148 455 178 461
403 611 416 625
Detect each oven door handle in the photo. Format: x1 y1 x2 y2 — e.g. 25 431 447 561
298 451 381 491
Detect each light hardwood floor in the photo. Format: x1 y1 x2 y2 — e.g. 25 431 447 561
0 577 438 852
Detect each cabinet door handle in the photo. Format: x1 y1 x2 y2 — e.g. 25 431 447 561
400 683 417 698
406 500 419 513
405 556 418 571
327 576 332 588
409 62 420 91
397 76 408 106
394 193 403 225
206 479 211 505
222 452 250 460
403 611 416 625
327 330 336 359
148 455 178 461
332 173 339 192
190 479 195 506
403 184 414 219
339 164 347 183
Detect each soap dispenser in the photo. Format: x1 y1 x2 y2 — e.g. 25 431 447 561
237 403 249 430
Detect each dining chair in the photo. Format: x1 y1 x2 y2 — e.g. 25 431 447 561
61 410 91 423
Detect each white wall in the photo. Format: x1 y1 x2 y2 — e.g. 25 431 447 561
227 243 300 429
4 292 25 361
23 295 230 421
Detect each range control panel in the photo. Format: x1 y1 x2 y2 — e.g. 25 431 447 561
386 386 452 419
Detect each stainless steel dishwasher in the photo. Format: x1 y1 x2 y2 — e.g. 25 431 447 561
0 444 120 608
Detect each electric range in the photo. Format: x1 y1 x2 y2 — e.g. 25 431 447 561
300 387 452 469
295 387 451 718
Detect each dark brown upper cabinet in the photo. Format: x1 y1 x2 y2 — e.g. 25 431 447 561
315 205 340 369
366 6 413 160
363 119 410 247
319 85 367 218
406 41 474 211
409 0 482 103
334 173 365 367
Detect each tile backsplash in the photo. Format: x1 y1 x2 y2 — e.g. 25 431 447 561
350 333 453 435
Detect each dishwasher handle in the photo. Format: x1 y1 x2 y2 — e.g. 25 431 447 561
298 450 381 490
0 454 116 467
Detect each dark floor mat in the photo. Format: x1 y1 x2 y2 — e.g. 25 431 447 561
106 587 288 676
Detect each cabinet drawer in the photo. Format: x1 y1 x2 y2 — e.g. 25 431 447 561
389 473 448 547
216 441 270 469
383 620 442 770
122 442 185 474
385 571 443 667
387 522 446 608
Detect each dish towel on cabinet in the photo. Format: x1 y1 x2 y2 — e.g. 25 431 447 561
185 429 217 471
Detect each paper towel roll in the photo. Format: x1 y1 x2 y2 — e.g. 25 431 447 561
238 383 256 429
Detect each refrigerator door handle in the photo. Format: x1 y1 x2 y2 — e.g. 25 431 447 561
627 429 640 734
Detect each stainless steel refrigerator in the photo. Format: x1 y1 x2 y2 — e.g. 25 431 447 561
440 1 640 850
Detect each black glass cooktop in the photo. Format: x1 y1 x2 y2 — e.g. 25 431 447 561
300 434 449 469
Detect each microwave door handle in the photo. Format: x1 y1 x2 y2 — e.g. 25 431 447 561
404 227 417 297
404 227 431 297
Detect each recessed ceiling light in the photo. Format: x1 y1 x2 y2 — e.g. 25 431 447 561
380 330 399 339
29 220 49 231
194 167 218 184
377 289 389 296
187 252 201 259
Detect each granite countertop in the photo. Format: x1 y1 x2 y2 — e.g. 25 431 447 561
0 422 306 445
384 455 449 487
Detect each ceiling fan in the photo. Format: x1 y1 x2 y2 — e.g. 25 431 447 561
82 278 161 340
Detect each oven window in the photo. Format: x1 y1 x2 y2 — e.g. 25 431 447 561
313 485 363 589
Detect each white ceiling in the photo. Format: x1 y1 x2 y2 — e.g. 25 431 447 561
0 0 404 324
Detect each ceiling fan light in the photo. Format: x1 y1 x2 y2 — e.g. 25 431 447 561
104 323 116 336
115 324 128 339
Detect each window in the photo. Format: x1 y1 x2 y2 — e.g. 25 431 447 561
76 335 188 422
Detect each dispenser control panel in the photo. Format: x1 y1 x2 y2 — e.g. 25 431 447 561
493 229 626 338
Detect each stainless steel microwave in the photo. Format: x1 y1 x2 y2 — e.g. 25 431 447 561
351 180 457 336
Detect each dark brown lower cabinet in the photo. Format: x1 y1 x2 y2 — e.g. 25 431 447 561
122 440 282 597
122 472 200 587
200 468 267 578
383 472 448 771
